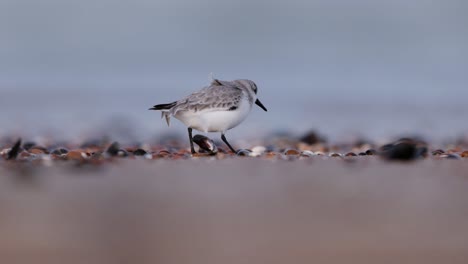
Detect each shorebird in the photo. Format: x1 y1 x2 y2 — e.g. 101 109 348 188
149 78 267 154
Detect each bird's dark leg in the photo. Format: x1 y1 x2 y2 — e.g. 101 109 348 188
221 133 237 153
188 128 196 154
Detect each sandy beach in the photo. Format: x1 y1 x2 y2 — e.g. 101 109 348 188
1 159 468 264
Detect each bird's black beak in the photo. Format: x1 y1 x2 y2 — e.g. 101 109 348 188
255 99 267 112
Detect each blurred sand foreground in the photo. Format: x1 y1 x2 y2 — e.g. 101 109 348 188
1 159 468 264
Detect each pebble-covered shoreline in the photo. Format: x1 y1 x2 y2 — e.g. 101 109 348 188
2 133 468 264
1 131 468 166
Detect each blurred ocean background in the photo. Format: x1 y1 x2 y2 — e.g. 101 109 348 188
1 0 467 142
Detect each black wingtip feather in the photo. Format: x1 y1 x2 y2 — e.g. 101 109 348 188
149 101 177 110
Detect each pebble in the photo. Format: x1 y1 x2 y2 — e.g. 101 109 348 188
133 149 147 156
7 139 22 160
380 141 421 161
432 149 445 155
106 142 120 156
251 146 266 155
30 148 45 155
1 135 467 165
117 149 129 157
157 150 171 158
30 146 49 154
440 154 461 160
193 135 218 155
52 148 69 155
66 151 86 160
248 152 262 157
300 150 315 157
235 149 252 156
284 149 300 156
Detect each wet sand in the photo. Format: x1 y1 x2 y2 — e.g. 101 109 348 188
1 159 468 264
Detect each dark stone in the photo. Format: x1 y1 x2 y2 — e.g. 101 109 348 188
365 149 377 155
7 139 22 160
299 130 325 145
60 148 69 154
106 142 120 156
236 149 252 156
52 148 69 155
22 142 36 150
133 149 147 156
386 144 416 160
379 137 428 161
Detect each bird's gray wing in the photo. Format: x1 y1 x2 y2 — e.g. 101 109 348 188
171 83 243 115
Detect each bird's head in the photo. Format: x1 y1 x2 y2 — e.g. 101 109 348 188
233 79 267 112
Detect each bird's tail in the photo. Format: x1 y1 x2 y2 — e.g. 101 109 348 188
149 101 177 111
149 101 177 127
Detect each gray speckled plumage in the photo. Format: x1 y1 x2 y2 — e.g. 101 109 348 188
168 79 256 117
